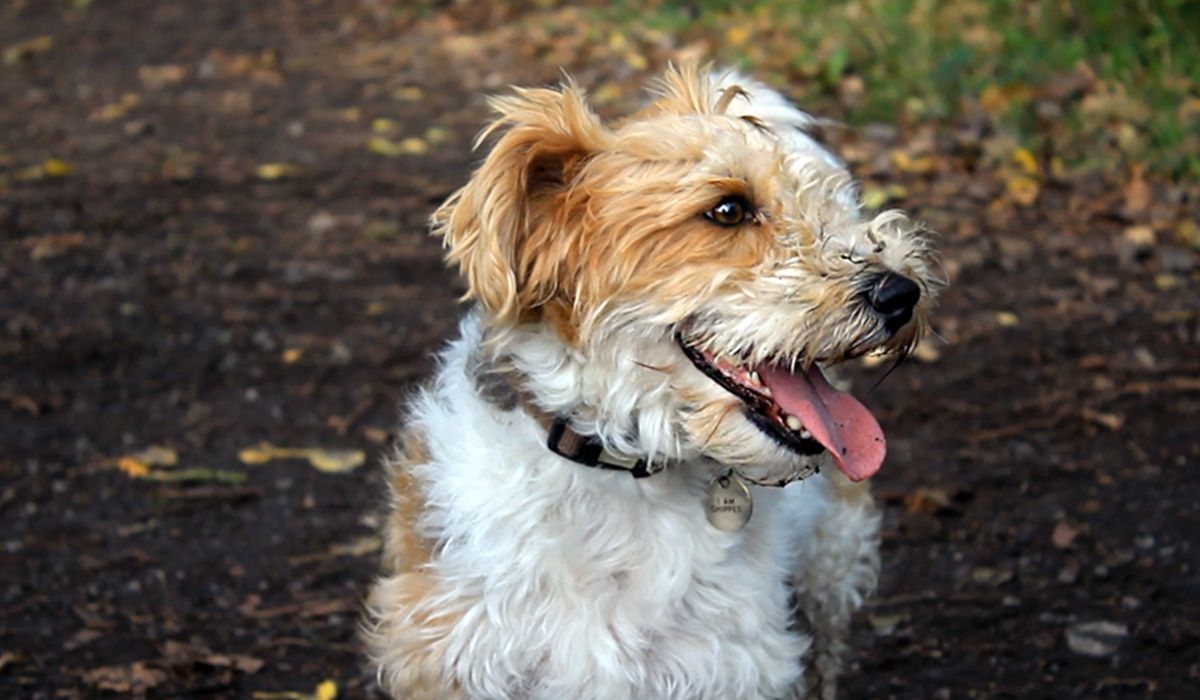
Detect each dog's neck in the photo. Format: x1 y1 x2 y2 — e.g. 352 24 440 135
463 310 691 475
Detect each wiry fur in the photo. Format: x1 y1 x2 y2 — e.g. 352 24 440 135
364 64 940 699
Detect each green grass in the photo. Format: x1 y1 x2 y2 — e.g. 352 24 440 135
601 0 1200 179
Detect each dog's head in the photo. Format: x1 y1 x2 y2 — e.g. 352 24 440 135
435 65 940 485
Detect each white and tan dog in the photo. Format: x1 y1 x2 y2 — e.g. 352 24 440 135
364 65 939 700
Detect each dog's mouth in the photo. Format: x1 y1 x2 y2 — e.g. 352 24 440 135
678 337 886 482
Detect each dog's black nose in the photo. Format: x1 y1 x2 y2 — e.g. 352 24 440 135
866 272 921 332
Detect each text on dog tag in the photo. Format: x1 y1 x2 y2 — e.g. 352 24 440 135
705 472 753 531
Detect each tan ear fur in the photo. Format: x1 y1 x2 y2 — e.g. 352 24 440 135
432 82 610 327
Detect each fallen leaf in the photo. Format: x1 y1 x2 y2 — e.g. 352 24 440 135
143 467 247 484
28 232 85 261
138 64 187 89
911 337 942 362
904 487 951 515
3 35 53 65
282 348 304 364
117 457 151 478
255 163 300 180
1153 273 1182 291
42 158 73 178
393 86 424 102
1052 521 1079 549
1010 147 1039 176
995 311 1019 327
1122 166 1151 215
867 610 909 636
1005 174 1039 206
315 679 338 700
239 444 365 473
890 150 935 174
92 93 140 122
1123 225 1155 247
371 118 397 134
133 445 179 467
289 535 382 565
82 662 167 693
1081 407 1125 431
367 136 428 157
252 678 338 700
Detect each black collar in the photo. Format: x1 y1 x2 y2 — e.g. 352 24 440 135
545 417 659 479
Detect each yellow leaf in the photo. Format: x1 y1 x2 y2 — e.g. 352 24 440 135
1177 219 1200 250
306 449 365 473
370 118 396 134
117 457 150 478
725 26 752 47
889 151 934 174
912 337 942 363
93 93 140 122
393 86 423 102
861 186 889 210
134 445 179 467
367 137 427 157
979 84 1008 114
397 137 428 155
239 444 364 473
996 311 1019 327
282 348 303 364
1122 225 1155 247
1005 174 1039 206
237 445 278 465
366 137 401 157
591 83 623 105
3 35 53 65
314 679 338 700
255 163 298 180
424 126 449 144
1010 147 1039 176
43 159 72 177
1154 273 1181 291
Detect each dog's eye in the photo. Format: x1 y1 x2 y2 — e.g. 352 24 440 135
705 197 752 227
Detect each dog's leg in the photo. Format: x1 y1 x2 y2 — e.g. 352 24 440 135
789 475 881 700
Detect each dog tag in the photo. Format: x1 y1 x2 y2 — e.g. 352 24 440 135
705 472 753 531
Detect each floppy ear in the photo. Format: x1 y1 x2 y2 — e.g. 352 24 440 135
432 83 609 327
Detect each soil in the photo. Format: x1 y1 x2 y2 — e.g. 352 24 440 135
2 2 1197 698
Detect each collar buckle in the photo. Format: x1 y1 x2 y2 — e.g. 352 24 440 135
546 417 657 479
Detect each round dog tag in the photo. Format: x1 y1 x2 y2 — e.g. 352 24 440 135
705 472 753 531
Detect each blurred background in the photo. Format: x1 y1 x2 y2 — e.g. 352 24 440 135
1 1 1196 697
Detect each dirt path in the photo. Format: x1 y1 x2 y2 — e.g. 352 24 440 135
2 2 1197 698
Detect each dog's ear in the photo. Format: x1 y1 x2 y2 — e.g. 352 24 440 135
433 83 609 327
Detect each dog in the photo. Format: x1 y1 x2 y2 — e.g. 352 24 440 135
364 64 939 700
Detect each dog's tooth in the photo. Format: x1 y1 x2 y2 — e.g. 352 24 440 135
799 428 812 439
785 414 803 431
749 370 762 386
761 386 772 397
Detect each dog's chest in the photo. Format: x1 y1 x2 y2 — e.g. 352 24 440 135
436 470 806 698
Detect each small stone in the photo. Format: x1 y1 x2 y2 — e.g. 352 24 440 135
1066 620 1128 657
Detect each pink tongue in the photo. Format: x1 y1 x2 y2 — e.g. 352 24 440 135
758 365 886 481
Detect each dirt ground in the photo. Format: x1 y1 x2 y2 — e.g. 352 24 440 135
2 2 1197 698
